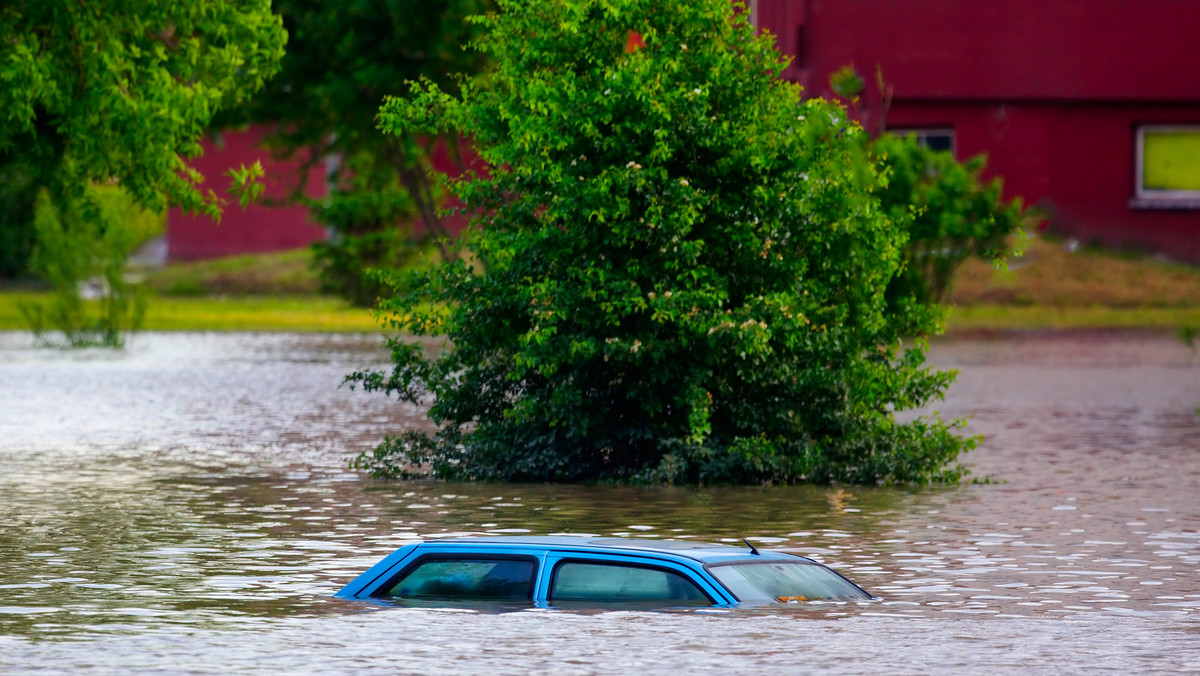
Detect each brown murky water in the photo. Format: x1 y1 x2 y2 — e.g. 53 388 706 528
1 330 1198 673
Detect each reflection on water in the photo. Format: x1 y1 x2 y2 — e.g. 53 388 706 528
0 331 1198 672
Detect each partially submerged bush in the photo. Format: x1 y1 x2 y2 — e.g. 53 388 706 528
351 0 975 484
19 187 155 347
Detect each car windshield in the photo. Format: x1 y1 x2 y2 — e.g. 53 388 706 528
708 561 871 602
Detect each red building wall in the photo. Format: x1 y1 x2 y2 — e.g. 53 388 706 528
167 127 328 262
167 129 477 261
174 3 1200 262
757 0 1200 260
794 0 1200 101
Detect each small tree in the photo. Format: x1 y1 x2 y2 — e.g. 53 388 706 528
352 0 973 484
874 133 1027 306
825 66 1031 306
19 189 158 348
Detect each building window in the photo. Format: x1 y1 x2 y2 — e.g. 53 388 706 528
1133 126 1200 209
894 128 955 155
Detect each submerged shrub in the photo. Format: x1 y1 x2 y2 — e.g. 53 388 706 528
351 0 975 484
19 188 154 348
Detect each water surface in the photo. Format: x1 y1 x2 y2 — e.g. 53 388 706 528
1 331 1197 673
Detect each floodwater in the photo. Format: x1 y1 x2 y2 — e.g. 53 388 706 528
0 330 1198 674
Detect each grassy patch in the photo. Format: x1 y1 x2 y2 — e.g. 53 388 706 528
0 292 378 333
0 292 38 330
142 295 379 332
138 248 321 296
945 234 1200 332
5 234 1199 334
946 305 1200 332
951 235 1200 308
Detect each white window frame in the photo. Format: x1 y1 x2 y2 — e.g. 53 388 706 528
1133 125 1200 209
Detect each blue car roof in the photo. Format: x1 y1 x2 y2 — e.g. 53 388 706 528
335 535 869 602
410 535 806 564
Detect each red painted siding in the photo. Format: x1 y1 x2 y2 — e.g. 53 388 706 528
757 0 1200 261
798 0 1200 102
424 136 486 240
167 127 328 262
166 129 481 261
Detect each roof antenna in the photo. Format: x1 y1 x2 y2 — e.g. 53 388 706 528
671 471 759 555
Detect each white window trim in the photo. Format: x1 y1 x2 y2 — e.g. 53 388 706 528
1132 125 1200 209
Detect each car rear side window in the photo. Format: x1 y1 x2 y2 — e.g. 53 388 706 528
549 561 711 604
382 557 535 600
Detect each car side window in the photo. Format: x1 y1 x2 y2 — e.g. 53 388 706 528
383 557 535 600
550 561 711 604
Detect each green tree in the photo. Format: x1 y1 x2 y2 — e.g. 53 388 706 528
350 0 973 485
1 0 285 218
0 0 285 341
825 66 1030 306
227 0 493 306
874 133 1027 306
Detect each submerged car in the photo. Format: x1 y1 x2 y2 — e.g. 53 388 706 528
336 535 872 607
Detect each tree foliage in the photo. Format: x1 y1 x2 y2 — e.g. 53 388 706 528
227 0 493 306
0 0 285 218
351 0 975 484
0 159 37 279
